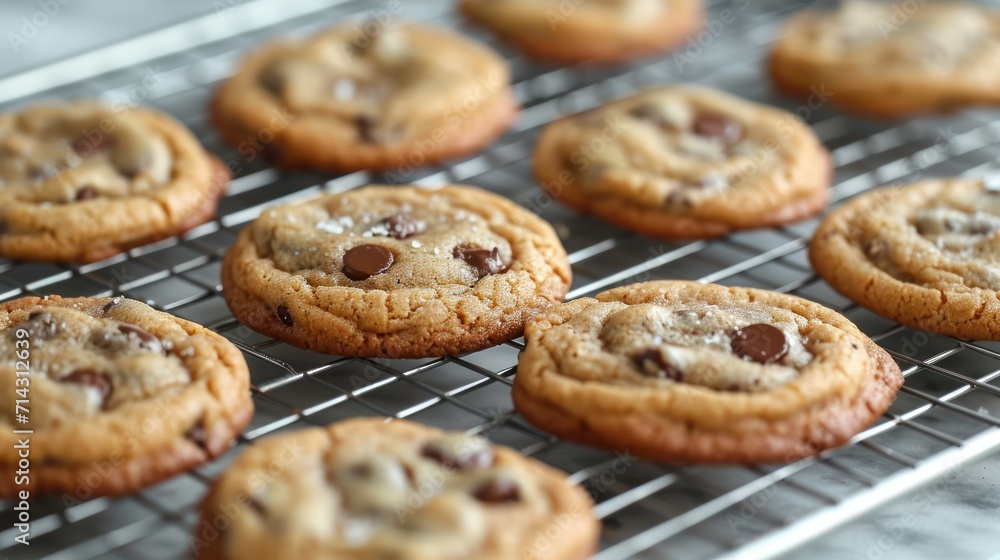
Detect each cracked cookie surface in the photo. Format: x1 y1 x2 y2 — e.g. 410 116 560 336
195 418 598 560
0 101 228 263
513 281 903 464
0 296 252 498
459 0 702 64
811 178 1000 340
211 22 516 172
770 0 1000 119
222 184 571 358
533 85 831 239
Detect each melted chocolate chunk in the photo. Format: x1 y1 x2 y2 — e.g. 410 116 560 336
348 462 375 478
453 244 507 279
101 298 121 315
421 440 494 471
472 477 521 503
666 190 692 208
382 213 423 239
259 61 288 95
633 349 683 381
692 112 743 145
118 323 159 348
730 324 789 365
247 496 267 516
0 218 10 236
276 305 294 327
26 312 57 339
185 420 210 453
343 244 394 280
355 115 377 144
60 368 113 409
75 186 98 201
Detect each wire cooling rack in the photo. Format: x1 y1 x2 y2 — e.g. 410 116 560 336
2 0 1000 558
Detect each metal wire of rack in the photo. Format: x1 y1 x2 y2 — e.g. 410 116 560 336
1 0 1000 558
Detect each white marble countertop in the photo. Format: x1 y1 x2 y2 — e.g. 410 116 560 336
1 2 997 559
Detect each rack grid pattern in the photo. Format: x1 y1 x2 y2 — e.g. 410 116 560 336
2 0 1000 558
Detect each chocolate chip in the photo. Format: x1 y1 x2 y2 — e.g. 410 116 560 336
101 298 121 315
382 213 423 239
247 497 267 516
633 349 682 381
472 477 521 503
60 368 113 409
259 61 288 95
421 440 494 471
730 324 789 365
75 186 98 201
348 462 374 478
692 112 743 145
666 190 692 208
118 323 162 352
0 218 10 236
355 115 377 143
185 420 210 453
453 244 507 279
343 244 394 280
276 305 294 327
26 312 57 339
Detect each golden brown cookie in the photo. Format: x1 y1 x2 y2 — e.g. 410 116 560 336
210 22 517 172
0 101 228 263
533 85 831 239
811 177 1000 340
222 184 571 358
459 0 702 64
770 0 1000 119
194 418 598 560
0 296 253 499
513 281 903 464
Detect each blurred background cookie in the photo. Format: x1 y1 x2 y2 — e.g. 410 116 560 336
0 102 228 263
770 0 1000 119
460 0 702 64
811 178 1000 340
211 22 517 172
0 296 252 498
196 418 598 560
534 85 831 239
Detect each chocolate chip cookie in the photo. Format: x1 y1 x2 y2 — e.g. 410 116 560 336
460 0 702 64
811 178 1000 340
513 281 903 464
222 184 571 358
770 0 1000 119
211 22 516 172
0 296 253 498
533 85 831 239
0 101 228 263
195 418 598 560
